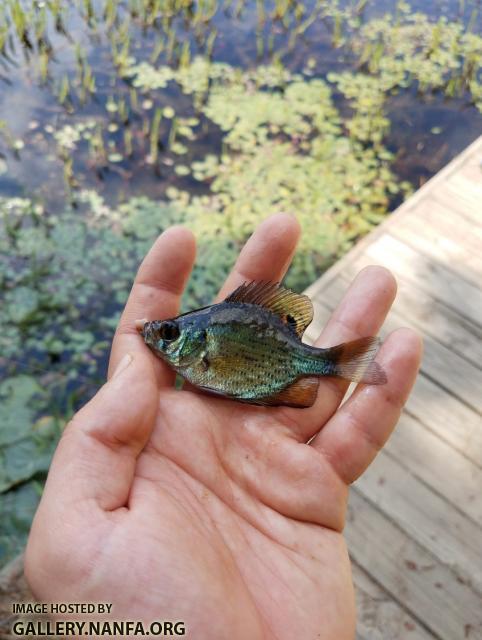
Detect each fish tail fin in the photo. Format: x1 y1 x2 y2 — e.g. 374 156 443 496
322 336 387 384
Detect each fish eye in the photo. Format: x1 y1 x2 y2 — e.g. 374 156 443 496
159 320 180 342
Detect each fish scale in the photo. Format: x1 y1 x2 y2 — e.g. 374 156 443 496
203 320 315 398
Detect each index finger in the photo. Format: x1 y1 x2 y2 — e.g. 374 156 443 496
108 226 196 383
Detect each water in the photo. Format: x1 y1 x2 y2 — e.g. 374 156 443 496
0 0 481 206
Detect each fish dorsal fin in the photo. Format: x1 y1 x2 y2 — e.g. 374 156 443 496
258 376 319 408
225 281 313 338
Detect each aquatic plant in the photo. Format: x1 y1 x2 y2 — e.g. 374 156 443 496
0 376 60 561
348 10 482 113
124 59 410 283
0 193 186 559
148 107 163 164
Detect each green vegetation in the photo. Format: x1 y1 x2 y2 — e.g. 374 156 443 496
0 0 481 564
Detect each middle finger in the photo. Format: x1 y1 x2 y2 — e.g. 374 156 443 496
215 213 301 302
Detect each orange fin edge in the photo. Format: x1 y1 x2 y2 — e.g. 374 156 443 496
257 376 319 408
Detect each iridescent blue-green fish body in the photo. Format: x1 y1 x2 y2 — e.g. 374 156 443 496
140 282 386 408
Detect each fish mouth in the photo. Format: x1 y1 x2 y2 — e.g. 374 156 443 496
141 320 163 347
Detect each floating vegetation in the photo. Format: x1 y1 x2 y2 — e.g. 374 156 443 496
349 9 482 112
0 0 481 565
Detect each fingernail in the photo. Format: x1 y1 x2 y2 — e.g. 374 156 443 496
112 353 133 379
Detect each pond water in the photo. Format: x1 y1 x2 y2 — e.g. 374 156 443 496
0 0 481 208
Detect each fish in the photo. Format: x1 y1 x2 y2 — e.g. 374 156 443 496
139 281 387 408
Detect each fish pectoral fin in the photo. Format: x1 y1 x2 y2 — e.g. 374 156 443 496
258 376 319 408
225 281 313 338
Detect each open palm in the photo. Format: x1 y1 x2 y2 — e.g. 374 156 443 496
25 215 421 639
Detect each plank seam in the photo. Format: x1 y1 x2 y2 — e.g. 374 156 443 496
311 298 482 414
413 367 481 417
349 487 480 639
351 559 442 640
387 227 482 291
402 404 482 472
380 444 482 535
382 232 482 328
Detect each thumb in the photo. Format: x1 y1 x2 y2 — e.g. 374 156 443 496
41 351 159 512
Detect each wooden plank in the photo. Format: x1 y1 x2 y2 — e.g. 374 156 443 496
433 144 482 225
396 324 482 398
385 413 482 528
363 234 482 326
446 171 482 204
352 563 436 640
434 176 482 226
337 257 482 369
390 202 482 287
413 199 482 253
303 136 482 304
346 490 482 640
315 279 482 413
459 148 482 184
464 165 482 185
355 447 482 595
433 189 481 226
404 373 482 468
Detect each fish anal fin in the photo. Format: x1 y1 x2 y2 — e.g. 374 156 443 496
259 376 319 408
225 281 313 338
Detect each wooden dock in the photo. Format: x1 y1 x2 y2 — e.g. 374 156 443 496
304 136 482 639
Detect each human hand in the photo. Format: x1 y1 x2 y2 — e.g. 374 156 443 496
25 214 422 639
